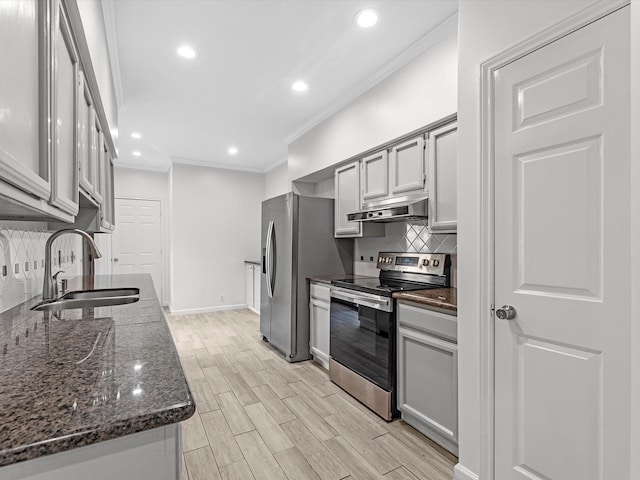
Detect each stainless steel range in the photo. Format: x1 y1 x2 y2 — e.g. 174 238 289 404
329 252 450 421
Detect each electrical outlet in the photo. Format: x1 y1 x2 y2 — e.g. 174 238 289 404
219 294 224 302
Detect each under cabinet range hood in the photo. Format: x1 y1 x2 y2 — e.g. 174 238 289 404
347 198 428 223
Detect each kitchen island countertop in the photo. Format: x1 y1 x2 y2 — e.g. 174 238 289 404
393 287 457 314
0 274 195 467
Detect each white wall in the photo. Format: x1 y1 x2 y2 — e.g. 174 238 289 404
170 164 264 313
264 161 289 200
456 1 630 478
288 32 457 182
76 0 118 145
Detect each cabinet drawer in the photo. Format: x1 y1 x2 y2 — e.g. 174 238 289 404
310 282 330 302
398 301 457 343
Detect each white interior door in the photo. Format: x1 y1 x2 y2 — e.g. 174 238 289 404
494 7 630 480
113 198 163 301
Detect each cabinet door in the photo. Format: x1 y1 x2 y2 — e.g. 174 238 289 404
78 72 95 197
390 136 425 195
334 161 361 237
428 122 457 231
361 150 388 203
0 0 50 200
309 297 330 369
100 145 114 230
50 0 79 215
245 264 254 308
397 325 458 454
91 118 104 205
252 264 261 311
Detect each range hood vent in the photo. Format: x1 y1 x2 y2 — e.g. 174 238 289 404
347 199 428 223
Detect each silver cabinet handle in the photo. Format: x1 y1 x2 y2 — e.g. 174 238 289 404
496 305 517 320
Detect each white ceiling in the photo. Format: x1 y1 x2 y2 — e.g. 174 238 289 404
107 0 458 173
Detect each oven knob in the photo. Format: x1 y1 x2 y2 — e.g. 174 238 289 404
378 256 383 263
422 259 430 267
432 259 439 267
386 258 392 264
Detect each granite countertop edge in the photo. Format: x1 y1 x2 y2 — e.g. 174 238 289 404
0 401 195 468
0 273 196 468
393 287 458 314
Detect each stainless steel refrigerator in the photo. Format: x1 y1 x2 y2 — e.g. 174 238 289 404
260 192 353 362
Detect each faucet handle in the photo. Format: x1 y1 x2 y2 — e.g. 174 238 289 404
52 270 64 298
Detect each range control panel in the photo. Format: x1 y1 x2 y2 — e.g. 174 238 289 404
376 252 448 276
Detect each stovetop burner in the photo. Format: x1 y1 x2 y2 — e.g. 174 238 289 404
331 252 451 297
331 277 441 297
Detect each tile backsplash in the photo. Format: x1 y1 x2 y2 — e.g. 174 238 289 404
0 222 82 313
354 220 457 285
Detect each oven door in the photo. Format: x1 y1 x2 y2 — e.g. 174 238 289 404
329 287 394 391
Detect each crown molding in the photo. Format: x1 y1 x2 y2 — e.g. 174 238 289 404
113 161 171 173
263 157 288 174
171 157 264 174
283 11 458 146
101 0 125 107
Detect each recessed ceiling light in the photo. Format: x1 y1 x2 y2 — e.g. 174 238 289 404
131 132 141 139
228 146 238 155
177 45 197 59
355 8 378 28
132 151 142 157
291 81 309 93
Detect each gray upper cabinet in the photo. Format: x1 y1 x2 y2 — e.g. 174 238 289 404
335 162 361 237
100 145 114 230
428 121 457 232
50 0 79 216
92 119 104 205
0 0 50 201
390 135 426 196
334 161 384 238
78 71 96 198
0 0 116 224
361 150 388 205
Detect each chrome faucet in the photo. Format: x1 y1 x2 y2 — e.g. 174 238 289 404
43 229 102 302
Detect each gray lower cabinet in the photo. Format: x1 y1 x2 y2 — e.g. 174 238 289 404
309 281 330 369
397 301 458 455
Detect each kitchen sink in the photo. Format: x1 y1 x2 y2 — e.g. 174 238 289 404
31 288 140 311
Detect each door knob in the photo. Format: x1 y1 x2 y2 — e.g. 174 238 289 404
496 305 516 320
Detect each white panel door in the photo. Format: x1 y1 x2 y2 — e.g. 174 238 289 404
112 198 163 301
494 8 629 480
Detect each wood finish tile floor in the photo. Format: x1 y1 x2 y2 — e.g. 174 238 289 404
167 309 456 480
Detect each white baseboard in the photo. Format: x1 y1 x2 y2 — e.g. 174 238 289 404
168 304 246 315
454 464 479 480
248 306 260 315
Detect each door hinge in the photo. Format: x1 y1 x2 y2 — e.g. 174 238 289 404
490 304 495 316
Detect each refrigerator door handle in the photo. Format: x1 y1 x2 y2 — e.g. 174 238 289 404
265 221 274 298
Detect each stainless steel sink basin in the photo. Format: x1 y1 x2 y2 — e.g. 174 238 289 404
32 288 140 311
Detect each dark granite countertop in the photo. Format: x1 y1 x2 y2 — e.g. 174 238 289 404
307 274 373 285
393 287 458 314
0 274 195 467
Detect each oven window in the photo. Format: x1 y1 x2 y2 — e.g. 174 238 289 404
329 298 393 390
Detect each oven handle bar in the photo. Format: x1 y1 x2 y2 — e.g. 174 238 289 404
330 287 393 313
